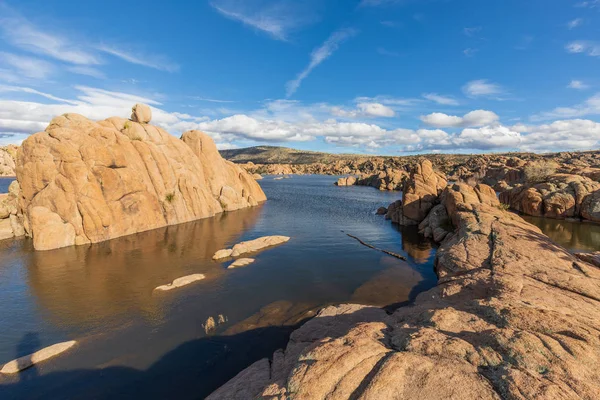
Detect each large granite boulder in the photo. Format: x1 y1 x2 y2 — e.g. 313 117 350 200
15 106 266 251
499 173 600 222
211 183 600 399
386 160 447 225
0 145 17 176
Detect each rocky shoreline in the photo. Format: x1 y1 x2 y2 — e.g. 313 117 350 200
210 162 600 399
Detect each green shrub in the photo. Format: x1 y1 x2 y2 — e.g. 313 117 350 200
524 161 556 184
165 192 175 203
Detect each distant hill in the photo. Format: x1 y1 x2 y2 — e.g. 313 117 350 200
220 146 356 165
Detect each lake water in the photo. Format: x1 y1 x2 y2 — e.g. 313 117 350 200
0 177 14 193
0 175 438 399
521 215 600 253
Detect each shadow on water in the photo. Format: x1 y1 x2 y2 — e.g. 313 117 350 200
15 333 40 381
0 324 303 400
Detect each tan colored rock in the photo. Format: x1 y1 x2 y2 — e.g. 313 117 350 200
203 316 217 333
500 173 600 221
228 258 255 269
575 251 600 268
16 109 266 250
386 160 447 225
252 173 263 180
0 145 17 176
213 182 600 399
212 235 290 259
1 340 76 373
335 176 357 186
130 103 152 123
153 273 205 292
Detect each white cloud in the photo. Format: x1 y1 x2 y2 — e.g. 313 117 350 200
0 85 78 104
332 102 395 118
567 18 583 29
420 110 499 128
0 52 54 80
286 28 357 97
462 79 504 97
210 0 318 41
463 27 482 37
97 45 179 72
567 80 589 90
453 125 522 149
515 119 600 151
531 93 600 120
566 41 600 57
576 1 600 8
422 93 459 106
463 48 479 57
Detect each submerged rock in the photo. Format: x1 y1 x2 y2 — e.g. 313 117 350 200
228 258 255 269
575 251 600 268
15 105 266 251
212 182 600 399
212 236 290 260
1 340 77 374
153 274 205 292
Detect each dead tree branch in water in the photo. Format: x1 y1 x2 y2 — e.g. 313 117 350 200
345 233 407 261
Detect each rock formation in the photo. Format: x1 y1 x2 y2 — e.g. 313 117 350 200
499 173 600 222
212 235 290 259
15 105 266 251
335 176 357 186
1 341 77 374
228 258 255 269
385 160 447 225
153 274 206 292
0 181 25 240
211 182 600 399
0 145 17 176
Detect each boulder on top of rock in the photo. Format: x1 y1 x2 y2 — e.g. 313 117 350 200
130 103 152 124
335 176 356 186
16 108 266 251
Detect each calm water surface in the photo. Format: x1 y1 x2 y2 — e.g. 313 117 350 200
0 175 438 399
0 177 14 193
521 215 600 253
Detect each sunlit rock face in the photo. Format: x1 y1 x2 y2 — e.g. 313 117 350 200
15 105 266 251
0 145 17 176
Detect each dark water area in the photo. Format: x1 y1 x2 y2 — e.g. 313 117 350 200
521 215 600 253
0 175 438 399
0 177 15 193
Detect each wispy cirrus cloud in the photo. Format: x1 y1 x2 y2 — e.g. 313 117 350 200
0 7 100 65
286 28 357 97
422 93 459 106
0 52 55 80
0 4 179 75
97 45 179 72
210 0 319 41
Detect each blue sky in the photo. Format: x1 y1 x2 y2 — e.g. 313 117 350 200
0 0 599 154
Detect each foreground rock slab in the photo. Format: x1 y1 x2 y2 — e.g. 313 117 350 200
212 236 290 259
228 258 255 269
15 105 266 251
153 274 205 292
211 183 600 399
1 341 77 374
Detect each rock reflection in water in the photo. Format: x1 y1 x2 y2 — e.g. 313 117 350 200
521 215 600 253
351 257 423 307
25 206 262 330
